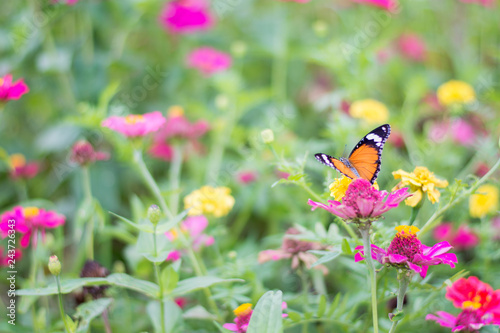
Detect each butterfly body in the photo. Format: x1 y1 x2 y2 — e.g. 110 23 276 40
315 124 391 184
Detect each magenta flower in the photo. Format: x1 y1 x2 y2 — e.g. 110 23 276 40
258 228 329 275
434 223 479 251
397 33 426 62
70 140 110 166
351 0 399 11
0 247 22 267
355 226 458 278
236 171 258 184
460 0 496 7
186 47 232 77
0 74 29 101
8 153 39 180
159 0 214 35
165 215 214 261
101 111 166 138
308 178 411 223
451 118 477 147
426 309 496 332
0 206 65 248
148 107 209 161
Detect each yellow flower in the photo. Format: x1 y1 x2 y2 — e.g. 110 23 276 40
329 175 378 201
469 184 499 218
392 166 448 207
349 99 389 125
233 303 252 317
9 153 26 169
184 186 235 217
437 80 476 106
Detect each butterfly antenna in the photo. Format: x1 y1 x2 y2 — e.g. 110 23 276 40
342 144 348 157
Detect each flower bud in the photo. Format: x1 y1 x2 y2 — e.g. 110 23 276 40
48 255 61 276
148 205 161 225
261 129 274 144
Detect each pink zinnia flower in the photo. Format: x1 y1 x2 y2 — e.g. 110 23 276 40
0 247 22 267
446 277 500 321
165 215 214 261
186 47 232 77
101 111 166 138
397 33 426 62
355 226 458 278
308 178 411 223
426 309 496 332
237 171 258 184
70 140 110 166
8 153 39 180
149 106 209 161
258 228 329 275
451 118 476 146
0 74 29 101
460 0 496 7
174 297 188 309
434 223 479 251
0 206 65 248
159 0 214 35
351 0 398 11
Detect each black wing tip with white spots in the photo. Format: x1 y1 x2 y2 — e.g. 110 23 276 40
315 153 334 168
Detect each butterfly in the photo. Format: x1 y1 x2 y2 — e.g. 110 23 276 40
315 124 391 184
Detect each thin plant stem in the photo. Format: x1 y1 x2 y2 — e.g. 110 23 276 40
82 167 94 260
419 156 500 235
360 228 379 333
133 148 221 320
16 180 28 202
169 145 183 215
133 149 173 219
55 275 71 333
388 276 410 333
153 224 166 333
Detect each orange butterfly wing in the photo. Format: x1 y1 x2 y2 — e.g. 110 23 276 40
348 145 381 183
329 157 360 179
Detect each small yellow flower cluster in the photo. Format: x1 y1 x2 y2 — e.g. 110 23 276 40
437 80 476 107
329 175 378 201
392 166 448 207
350 99 389 125
469 184 498 218
184 185 235 217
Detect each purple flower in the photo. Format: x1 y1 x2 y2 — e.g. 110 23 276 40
355 226 458 278
308 178 411 222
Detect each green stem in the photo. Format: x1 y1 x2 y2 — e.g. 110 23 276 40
153 224 166 333
16 180 28 202
133 148 221 320
388 276 410 333
133 149 173 219
169 145 183 215
82 167 94 260
419 156 500 235
300 267 309 333
55 276 71 333
360 228 379 333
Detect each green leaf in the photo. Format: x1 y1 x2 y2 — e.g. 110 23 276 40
480 325 500 333
74 298 112 333
247 290 283 333
109 212 154 233
16 273 159 299
308 250 340 267
106 273 159 298
15 278 108 296
147 300 182 333
161 265 179 295
341 238 352 255
389 310 405 322
287 311 301 322
66 314 77 332
171 277 244 297
317 295 327 317
155 210 188 234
